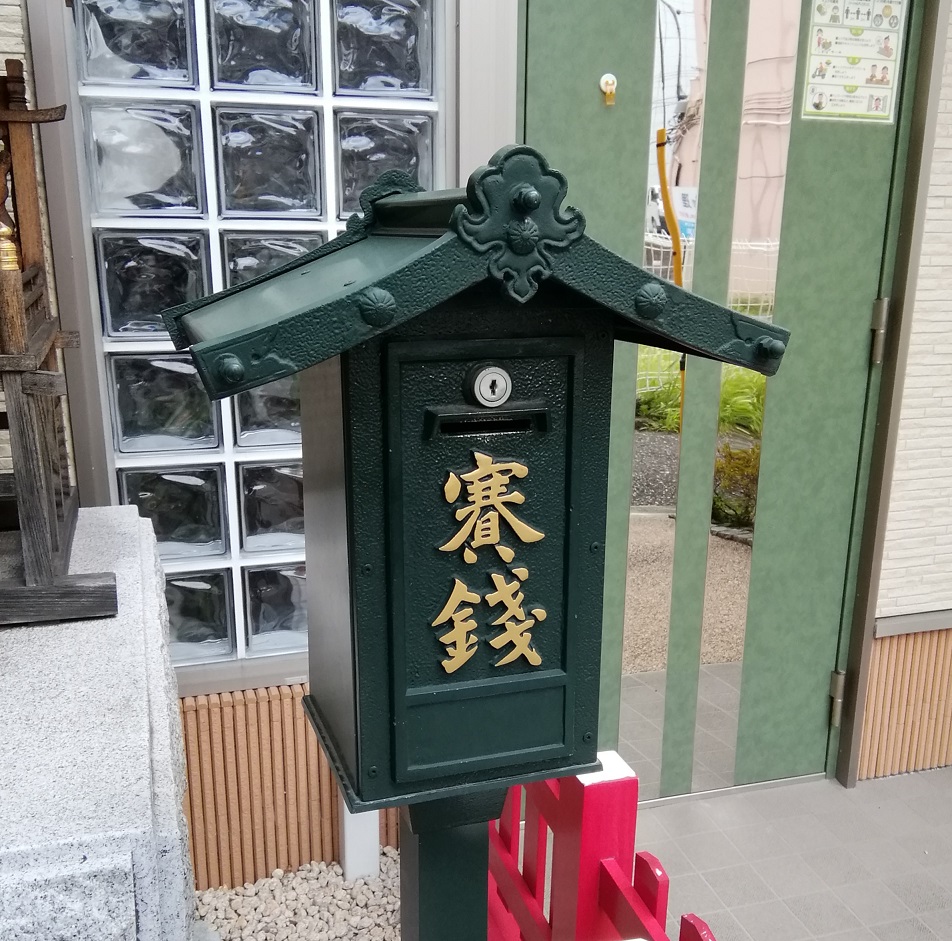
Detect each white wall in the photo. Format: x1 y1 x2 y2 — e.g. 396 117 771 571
0 0 24 62
877 12 952 620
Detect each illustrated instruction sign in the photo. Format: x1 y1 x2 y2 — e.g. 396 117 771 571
803 1 906 121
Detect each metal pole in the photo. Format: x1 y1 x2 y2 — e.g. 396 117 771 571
399 791 506 941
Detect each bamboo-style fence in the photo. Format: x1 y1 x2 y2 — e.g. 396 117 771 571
180 684 399 890
859 628 952 779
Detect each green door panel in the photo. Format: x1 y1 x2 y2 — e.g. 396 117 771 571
736 0 924 784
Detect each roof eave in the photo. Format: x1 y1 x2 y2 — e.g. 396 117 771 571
551 236 789 377
186 233 487 400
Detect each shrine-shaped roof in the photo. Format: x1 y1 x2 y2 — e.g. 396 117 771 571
164 146 789 399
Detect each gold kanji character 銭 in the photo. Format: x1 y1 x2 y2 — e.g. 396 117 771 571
432 578 482 674
440 451 544 564
485 567 546 667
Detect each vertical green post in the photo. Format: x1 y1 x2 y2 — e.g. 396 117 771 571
400 821 489 941
660 0 749 796
521 0 658 750
399 792 506 941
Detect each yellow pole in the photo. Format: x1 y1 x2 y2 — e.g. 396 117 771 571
655 128 683 288
655 128 686 428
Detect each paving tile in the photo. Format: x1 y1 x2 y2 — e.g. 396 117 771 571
621 673 649 688
694 909 754 941
635 837 694 876
695 728 727 751
693 768 732 794
706 661 743 689
700 688 742 712
897 827 952 870
783 779 857 816
851 774 925 801
850 836 921 879
709 725 741 749
775 813 846 853
755 854 829 899
835 880 913 926
677 829 746 873
695 746 737 776
870 917 939 940
634 699 666 723
746 787 814 821
884 873 952 915
651 801 720 838
723 822 793 861
871 799 939 839
693 792 767 829
731 899 811 941
907 791 952 826
697 706 739 734
921 909 952 940
667 871 724 918
634 810 670 846
821 930 878 940
701 863 776 908
802 846 875 887
783 891 864 936
639 670 668 693
619 715 662 741
623 684 667 707
814 803 886 845
618 738 653 765
634 734 663 762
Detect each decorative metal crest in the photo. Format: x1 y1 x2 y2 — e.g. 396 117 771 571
451 146 585 302
345 169 424 236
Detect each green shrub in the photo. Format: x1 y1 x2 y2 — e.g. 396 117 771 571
636 377 682 432
634 365 766 438
719 366 766 437
712 442 761 527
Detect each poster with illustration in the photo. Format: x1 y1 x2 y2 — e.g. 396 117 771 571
803 1 906 121
672 186 698 239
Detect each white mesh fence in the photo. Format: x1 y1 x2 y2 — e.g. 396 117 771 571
637 235 780 391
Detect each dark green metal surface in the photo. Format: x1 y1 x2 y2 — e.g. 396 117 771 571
660 0 750 798
317 299 614 810
400 791 505 941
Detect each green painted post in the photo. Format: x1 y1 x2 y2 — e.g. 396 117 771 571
600 345 638 749
521 0 657 751
737 0 924 784
660 0 750 797
399 792 506 941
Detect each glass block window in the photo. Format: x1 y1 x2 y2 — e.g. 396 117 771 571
74 0 442 665
245 564 308 654
166 570 235 664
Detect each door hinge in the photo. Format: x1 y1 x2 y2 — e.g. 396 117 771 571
830 669 847 728
870 297 890 366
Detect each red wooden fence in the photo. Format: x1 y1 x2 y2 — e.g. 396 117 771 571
487 753 716 941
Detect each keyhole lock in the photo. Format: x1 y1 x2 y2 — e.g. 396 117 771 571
469 365 513 408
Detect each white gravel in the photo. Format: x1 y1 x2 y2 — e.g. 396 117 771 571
196 849 401 941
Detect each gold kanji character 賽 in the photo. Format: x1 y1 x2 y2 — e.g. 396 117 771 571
431 578 482 674
440 452 544 564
